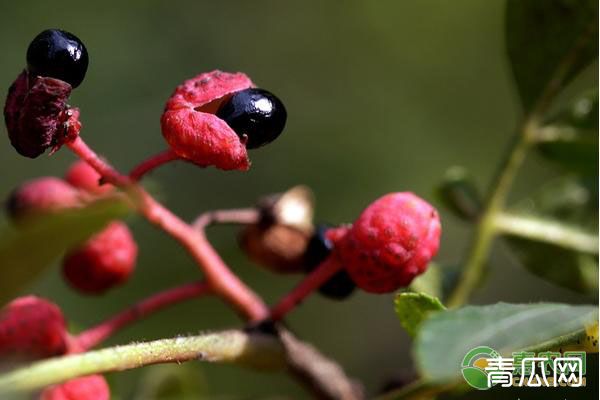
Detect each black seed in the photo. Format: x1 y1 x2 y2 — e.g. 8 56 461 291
304 225 334 269
26 29 89 88
304 225 356 300
216 88 287 149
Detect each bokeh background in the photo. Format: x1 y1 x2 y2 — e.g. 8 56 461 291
0 0 597 398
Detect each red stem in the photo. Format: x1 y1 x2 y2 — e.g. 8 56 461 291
74 281 210 350
67 137 130 186
140 193 268 320
66 137 269 322
270 257 343 321
129 149 180 181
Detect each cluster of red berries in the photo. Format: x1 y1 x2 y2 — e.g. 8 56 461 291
0 296 109 399
1 27 442 398
7 160 138 294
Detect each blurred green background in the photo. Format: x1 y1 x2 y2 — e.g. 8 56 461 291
0 0 596 398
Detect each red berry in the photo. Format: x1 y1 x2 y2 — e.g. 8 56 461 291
62 221 138 294
161 70 254 171
0 296 68 360
338 193 441 293
40 374 110 400
65 160 113 195
6 177 82 222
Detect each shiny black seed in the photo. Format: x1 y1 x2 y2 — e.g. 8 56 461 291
304 225 356 300
216 88 287 149
26 29 89 88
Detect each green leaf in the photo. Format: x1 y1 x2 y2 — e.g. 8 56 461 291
508 236 598 293
506 176 598 293
394 292 445 338
506 0 598 112
537 89 599 174
416 302 597 382
0 197 130 304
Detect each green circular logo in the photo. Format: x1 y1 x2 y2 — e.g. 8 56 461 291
461 346 501 390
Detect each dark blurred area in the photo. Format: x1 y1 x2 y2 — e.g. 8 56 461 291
0 0 596 398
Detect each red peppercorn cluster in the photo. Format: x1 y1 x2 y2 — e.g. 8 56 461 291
6 160 138 295
1 27 444 399
0 296 110 399
1 160 128 397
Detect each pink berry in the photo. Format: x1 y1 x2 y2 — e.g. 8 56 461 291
0 296 68 360
65 160 113 195
161 70 253 171
62 221 138 294
40 375 110 400
6 177 82 222
338 192 441 293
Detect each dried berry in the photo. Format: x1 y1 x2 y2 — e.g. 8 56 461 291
161 70 254 170
216 88 287 149
239 224 310 273
0 296 68 360
62 221 138 294
256 186 314 231
27 29 89 88
65 160 113 195
239 186 314 273
338 193 441 293
6 177 82 222
4 71 73 158
41 374 110 400
304 225 356 300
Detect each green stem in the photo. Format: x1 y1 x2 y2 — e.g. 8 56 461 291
520 327 588 354
445 15 594 308
494 212 599 254
0 330 284 395
446 127 533 308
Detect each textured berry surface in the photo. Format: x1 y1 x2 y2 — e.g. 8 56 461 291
6 177 81 222
304 225 355 300
216 88 287 149
339 192 441 293
40 374 110 400
27 29 89 88
65 160 113 195
161 70 253 170
62 221 138 294
4 71 72 158
0 296 68 360
164 70 253 112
